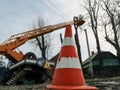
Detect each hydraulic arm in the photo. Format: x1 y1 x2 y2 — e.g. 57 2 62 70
0 18 85 63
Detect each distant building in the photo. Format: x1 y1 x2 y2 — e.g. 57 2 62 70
48 54 59 76
49 54 59 67
83 51 120 78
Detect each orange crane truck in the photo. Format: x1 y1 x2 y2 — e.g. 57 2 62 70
0 17 85 85
0 18 85 63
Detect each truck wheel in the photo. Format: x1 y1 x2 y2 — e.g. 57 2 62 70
34 71 47 84
24 52 37 60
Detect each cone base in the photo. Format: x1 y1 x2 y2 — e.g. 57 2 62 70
46 85 98 90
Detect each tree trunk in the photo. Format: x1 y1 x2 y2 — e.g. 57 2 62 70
36 36 47 58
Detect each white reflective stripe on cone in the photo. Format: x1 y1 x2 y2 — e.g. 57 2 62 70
56 57 81 69
62 37 75 46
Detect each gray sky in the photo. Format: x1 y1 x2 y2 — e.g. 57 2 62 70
0 0 116 61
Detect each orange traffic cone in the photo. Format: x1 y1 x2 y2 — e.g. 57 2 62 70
46 25 98 90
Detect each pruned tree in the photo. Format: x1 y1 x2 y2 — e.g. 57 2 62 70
101 0 120 62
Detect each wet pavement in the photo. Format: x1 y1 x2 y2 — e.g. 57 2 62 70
0 77 120 90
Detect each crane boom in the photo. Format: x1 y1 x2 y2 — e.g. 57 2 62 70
0 18 85 62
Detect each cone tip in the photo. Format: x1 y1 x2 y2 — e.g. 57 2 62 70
64 25 72 38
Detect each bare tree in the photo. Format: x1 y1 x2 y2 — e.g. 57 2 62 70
101 0 120 62
83 0 104 76
84 0 101 53
31 17 52 59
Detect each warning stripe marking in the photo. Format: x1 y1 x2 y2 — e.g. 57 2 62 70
62 37 75 46
56 57 81 69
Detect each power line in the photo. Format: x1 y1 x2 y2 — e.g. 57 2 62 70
47 0 70 20
38 0 68 21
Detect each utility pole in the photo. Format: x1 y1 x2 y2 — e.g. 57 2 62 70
84 29 90 57
60 33 63 44
73 16 83 69
84 29 94 77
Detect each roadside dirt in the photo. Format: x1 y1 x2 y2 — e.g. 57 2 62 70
0 77 120 90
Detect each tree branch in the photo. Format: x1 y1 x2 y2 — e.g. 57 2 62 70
105 36 116 47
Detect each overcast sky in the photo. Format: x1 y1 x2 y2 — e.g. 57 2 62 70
0 0 116 61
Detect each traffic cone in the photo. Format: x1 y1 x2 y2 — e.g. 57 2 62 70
46 25 98 90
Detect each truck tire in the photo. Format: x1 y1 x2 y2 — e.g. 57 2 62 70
24 52 37 60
